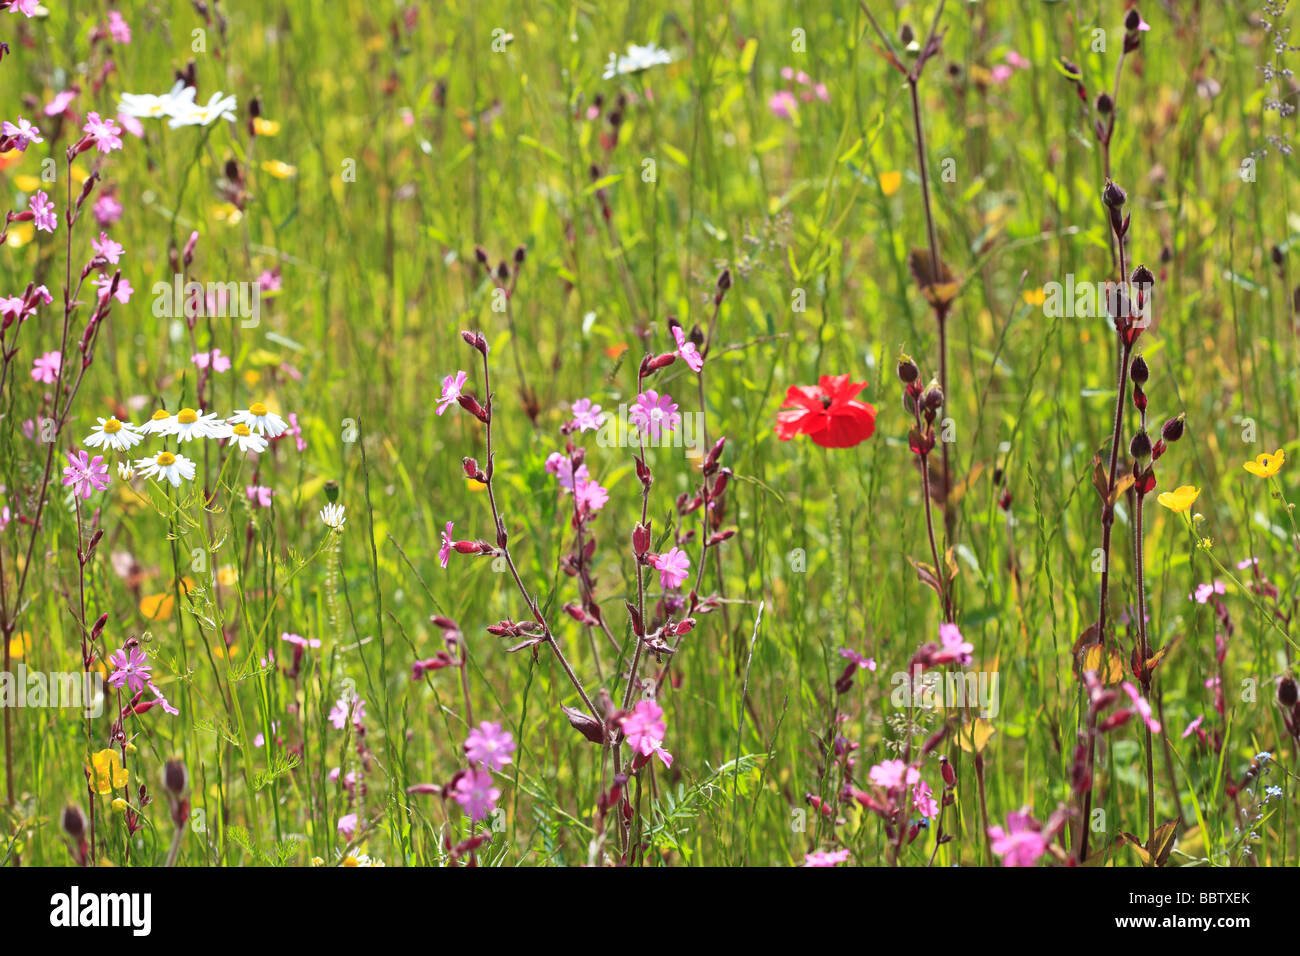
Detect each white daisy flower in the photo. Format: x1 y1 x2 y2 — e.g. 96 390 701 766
168 91 237 128
84 416 143 452
227 422 268 453
230 402 288 438
117 461 135 481
139 409 178 436
320 503 346 531
603 43 675 80
118 81 198 120
172 407 227 442
135 451 196 487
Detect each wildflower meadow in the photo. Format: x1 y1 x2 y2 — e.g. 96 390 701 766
1 0 1299 907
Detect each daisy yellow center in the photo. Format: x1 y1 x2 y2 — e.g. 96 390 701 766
249 402 268 416
177 408 198 424
155 452 176 466
233 423 251 436
103 418 122 434
151 410 170 421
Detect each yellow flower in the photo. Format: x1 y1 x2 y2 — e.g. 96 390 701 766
260 159 297 179
6 632 28 660
1244 449 1285 478
879 171 902 196
111 798 128 813
1022 287 1047 307
87 750 129 795
1157 485 1200 513
252 117 281 136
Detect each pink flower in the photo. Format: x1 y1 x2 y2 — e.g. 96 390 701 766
62 449 110 499
838 648 877 671
988 809 1048 867
802 848 850 867
117 112 144 138
769 90 798 121
569 398 606 432
629 389 681 440
1005 51 1032 71
285 413 305 452
545 452 589 490
1182 714 1204 739
43 90 77 117
671 325 703 372
912 780 939 818
93 274 133 304
281 632 321 649
1191 581 1226 604
93 194 123 226
620 699 673 768
991 64 1014 83
464 721 516 772
337 813 358 841
329 694 366 730
30 190 56 233
108 646 152 694
574 476 610 514
246 485 273 507
2 116 42 151
937 621 974 665
91 232 124 264
868 759 920 791
31 351 61 384
451 767 501 822
437 370 467 415
258 269 282 292
1121 681 1162 732
106 10 132 43
439 521 454 568
192 349 231 372
1237 556 1259 571
82 112 124 153
650 547 691 589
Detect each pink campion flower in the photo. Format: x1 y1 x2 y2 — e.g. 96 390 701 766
30 191 57 233
281 632 322 649
671 325 703 373
337 813 358 842
82 112 124 153
117 112 144 139
0 506 10 532
938 622 974 666
437 370 468 415
258 269 282 292
31 351 61 384
464 721 516 772
93 194 123 226
912 780 939 818
106 10 132 43
988 809 1048 867
1121 682 1162 732
838 648 877 671
573 476 610 513
813 82 830 102
991 64 1014 83
1237 556 1260 571
192 349 231 372
93 274 133 304
650 547 690 589
91 232 124 264
329 694 366 730
10 0 40 17
1182 714 1205 739
802 848 850 867
246 485 274 507
569 398 606 432
620 699 673 768
439 521 454 568
253 722 279 748
868 759 920 791
108 646 152 694
285 413 305 451
0 295 25 320
2 116 42 151
1191 581 1226 604
43 90 77 116
1005 50 1032 70
769 89 798 120
62 450 110 499
545 452 589 491
452 767 501 822
628 389 681 440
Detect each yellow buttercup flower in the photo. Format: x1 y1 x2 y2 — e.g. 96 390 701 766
252 117 281 136
1243 449 1285 478
1157 485 1200 513
87 749 129 795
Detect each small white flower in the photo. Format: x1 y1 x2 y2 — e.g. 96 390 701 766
139 409 179 436
84 416 143 452
135 451 197 487
118 81 198 120
168 91 237 128
117 461 135 481
230 401 288 438
603 43 675 80
320 503 346 531
227 422 268 453
171 407 227 442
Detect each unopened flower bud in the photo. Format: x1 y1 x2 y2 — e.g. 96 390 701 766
1130 263 1155 288
162 758 189 799
1160 413 1185 443
1278 676 1299 708
61 804 87 840
1095 92 1113 114
921 383 945 411
1124 8 1142 32
323 479 340 504
1129 429 1152 459
1102 180 1127 208
897 356 920 384
1130 355 1149 384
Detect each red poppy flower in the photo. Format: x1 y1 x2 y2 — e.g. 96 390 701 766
775 375 877 448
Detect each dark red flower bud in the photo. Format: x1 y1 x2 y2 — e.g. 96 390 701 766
1102 180 1127 208
1161 414 1185 443
1130 355 1149 384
